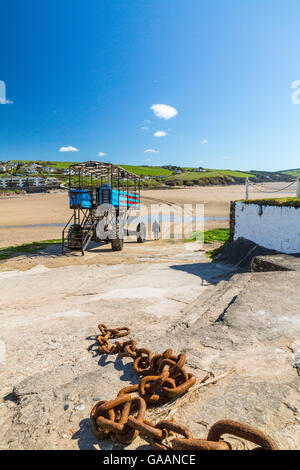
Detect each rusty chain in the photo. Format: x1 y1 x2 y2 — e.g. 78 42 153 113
90 324 279 450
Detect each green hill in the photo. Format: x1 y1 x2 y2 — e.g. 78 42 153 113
165 168 253 186
280 169 300 177
119 165 172 176
3 161 296 189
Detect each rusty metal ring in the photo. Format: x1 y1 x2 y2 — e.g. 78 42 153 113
162 372 196 399
115 397 147 445
90 401 116 441
207 420 279 450
172 438 231 451
151 420 193 450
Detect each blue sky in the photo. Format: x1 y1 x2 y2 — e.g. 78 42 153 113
1 0 300 171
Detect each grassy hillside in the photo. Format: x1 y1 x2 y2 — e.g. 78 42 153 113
165 169 252 186
120 165 172 176
10 160 172 176
280 169 300 177
46 162 172 175
4 161 296 189
205 169 253 178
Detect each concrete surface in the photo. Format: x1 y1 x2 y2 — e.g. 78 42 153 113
251 253 300 272
0 245 299 450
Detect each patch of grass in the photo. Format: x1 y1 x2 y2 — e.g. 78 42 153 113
241 197 300 208
206 243 227 260
0 239 62 261
185 228 230 243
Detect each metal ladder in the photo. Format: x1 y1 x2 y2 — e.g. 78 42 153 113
62 208 97 255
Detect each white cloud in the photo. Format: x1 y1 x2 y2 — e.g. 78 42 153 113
201 139 208 144
59 146 79 152
154 131 167 137
141 126 149 131
144 119 152 124
97 152 106 157
145 149 159 153
150 104 178 120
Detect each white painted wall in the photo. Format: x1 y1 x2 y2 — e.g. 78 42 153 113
234 201 300 254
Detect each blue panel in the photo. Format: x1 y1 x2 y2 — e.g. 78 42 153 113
97 186 140 209
111 188 120 207
69 189 92 208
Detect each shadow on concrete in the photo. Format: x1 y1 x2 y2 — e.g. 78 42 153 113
73 418 152 450
98 354 139 385
86 334 139 385
72 418 122 450
169 262 237 284
85 239 153 254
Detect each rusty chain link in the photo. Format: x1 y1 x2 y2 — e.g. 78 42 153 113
90 324 279 450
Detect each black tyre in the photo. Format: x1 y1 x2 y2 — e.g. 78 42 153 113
111 238 124 251
67 224 83 250
137 222 146 243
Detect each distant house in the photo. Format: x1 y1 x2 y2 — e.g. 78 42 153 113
22 165 36 174
46 177 59 185
0 176 47 188
44 166 55 173
0 165 6 172
163 165 183 172
5 164 16 172
191 167 205 172
34 177 46 186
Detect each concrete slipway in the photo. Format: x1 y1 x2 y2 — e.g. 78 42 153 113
0 244 299 450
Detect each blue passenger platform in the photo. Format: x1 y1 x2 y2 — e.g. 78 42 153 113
69 185 140 209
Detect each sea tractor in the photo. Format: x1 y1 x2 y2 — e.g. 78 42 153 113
62 161 146 255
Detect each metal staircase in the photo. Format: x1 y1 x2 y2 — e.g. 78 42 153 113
62 207 98 255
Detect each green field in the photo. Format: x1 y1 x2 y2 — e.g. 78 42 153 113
206 169 253 178
47 161 77 168
166 169 252 183
281 170 300 177
119 165 172 176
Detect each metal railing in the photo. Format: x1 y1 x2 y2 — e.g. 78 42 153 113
244 177 299 200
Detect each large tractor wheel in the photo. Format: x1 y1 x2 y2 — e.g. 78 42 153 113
111 238 124 251
67 224 83 250
137 222 146 243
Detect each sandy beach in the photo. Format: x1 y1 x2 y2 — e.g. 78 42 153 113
0 182 296 248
